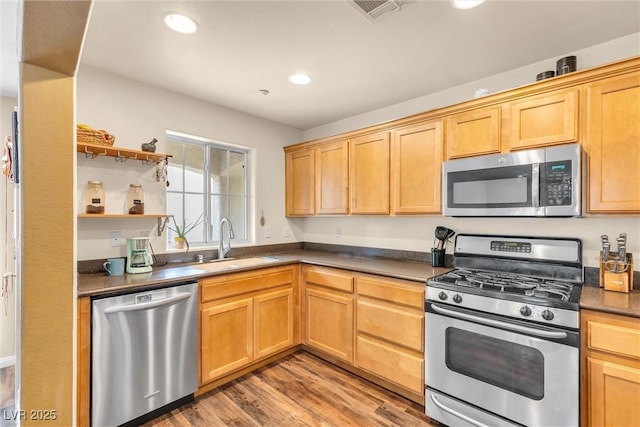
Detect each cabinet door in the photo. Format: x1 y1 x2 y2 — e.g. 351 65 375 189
392 121 443 214
305 288 354 363
509 89 578 150
356 335 424 395
285 148 315 216
200 298 253 383
254 288 294 360
349 132 390 214
446 106 501 159
585 73 640 212
587 358 640 427
316 140 349 215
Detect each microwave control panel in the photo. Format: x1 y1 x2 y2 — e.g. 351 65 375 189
542 160 573 206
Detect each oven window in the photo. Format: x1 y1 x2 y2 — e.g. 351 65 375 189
445 328 544 400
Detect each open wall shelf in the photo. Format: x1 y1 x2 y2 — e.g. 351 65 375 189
77 143 172 164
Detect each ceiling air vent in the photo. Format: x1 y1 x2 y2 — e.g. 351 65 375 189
350 0 409 22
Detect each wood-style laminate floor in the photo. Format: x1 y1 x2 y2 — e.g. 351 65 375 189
145 351 439 427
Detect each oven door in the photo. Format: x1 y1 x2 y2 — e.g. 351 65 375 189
425 302 579 427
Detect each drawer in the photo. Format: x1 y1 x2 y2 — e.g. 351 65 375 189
357 300 423 352
587 319 640 360
356 275 424 309
355 335 424 395
201 268 294 303
303 266 353 293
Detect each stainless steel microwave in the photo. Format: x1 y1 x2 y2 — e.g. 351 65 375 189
443 144 581 217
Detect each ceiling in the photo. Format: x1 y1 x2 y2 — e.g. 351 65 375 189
4 1 640 130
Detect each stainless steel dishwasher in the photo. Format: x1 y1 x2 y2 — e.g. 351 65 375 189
91 281 198 427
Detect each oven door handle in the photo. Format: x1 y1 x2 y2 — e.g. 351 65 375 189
431 303 568 339
430 394 489 427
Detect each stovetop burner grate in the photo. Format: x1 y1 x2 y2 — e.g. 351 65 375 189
433 269 574 302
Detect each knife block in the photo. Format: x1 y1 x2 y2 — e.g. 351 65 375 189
599 252 634 293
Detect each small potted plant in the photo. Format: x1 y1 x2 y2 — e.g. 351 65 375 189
168 214 203 251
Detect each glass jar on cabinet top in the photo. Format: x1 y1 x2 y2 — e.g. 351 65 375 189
84 181 105 214
127 184 145 214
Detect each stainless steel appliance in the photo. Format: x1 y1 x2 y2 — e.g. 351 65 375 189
92 282 198 426
425 234 582 427
443 143 581 217
126 237 153 274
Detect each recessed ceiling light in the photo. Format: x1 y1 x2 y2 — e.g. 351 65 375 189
451 0 486 10
289 74 312 85
164 13 198 34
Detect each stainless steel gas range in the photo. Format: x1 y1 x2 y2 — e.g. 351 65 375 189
425 234 582 427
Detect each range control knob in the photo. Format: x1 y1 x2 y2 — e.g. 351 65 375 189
453 294 463 304
541 310 555 321
519 306 532 317
438 291 448 301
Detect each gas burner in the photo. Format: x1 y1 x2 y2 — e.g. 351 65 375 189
432 268 575 303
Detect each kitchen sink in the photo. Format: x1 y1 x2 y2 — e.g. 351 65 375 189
192 256 279 272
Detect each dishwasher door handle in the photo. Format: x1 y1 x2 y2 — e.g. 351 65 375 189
104 292 191 314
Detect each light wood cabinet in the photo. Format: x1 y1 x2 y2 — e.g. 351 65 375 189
446 106 501 159
584 72 640 213
303 266 354 363
77 297 91 427
201 297 253 382
285 148 315 216
508 88 578 150
254 288 294 359
199 266 297 384
354 274 425 399
581 309 640 427
391 120 443 214
316 139 349 215
350 131 390 214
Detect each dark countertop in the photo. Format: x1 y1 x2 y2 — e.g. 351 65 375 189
77 248 640 318
77 249 449 298
579 285 640 318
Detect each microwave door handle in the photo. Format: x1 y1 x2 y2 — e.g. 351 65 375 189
532 163 540 208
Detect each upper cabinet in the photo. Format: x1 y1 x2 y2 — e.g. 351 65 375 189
316 140 349 215
284 57 640 217
350 132 390 214
285 147 315 216
445 106 501 159
508 88 578 150
584 72 640 213
445 88 579 159
392 120 443 214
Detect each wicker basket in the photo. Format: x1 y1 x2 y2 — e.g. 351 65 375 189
77 127 116 146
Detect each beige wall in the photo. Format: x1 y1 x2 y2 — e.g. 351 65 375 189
20 63 76 426
299 34 640 270
76 66 304 260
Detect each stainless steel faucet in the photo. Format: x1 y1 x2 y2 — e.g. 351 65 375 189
218 217 235 259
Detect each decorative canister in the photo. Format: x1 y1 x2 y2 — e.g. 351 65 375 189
556 56 577 76
127 184 145 214
536 70 555 81
85 181 105 214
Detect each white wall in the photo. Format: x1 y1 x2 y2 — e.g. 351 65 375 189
300 34 640 269
76 66 303 260
0 96 16 359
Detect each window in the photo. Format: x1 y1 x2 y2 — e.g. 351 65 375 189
165 131 249 249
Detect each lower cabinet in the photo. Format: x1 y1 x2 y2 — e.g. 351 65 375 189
303 265 355 363
581 309 640 427
199 266 297 385
302 265 425 403
355 274 425 398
